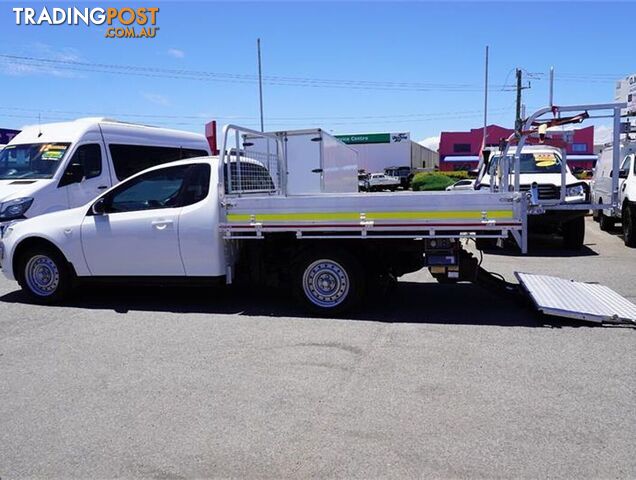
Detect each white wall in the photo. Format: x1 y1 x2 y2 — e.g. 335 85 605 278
351 141 411 173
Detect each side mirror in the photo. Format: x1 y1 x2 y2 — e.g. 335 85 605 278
91 197 106 215
59 163 84 187
619 169 629 179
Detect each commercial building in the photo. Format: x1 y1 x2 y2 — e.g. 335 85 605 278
438 124 596 172
614 74 636 124
335 132 438 173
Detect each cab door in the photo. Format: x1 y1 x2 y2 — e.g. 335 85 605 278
80 165 191 276
619 154 633 205
61 142 111 208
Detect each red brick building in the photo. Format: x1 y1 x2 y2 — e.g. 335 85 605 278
438 124 596 171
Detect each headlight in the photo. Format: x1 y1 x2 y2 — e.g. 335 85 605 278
566 184 585 197
0 197 34 220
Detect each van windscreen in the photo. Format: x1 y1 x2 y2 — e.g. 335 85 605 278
0 143 70 180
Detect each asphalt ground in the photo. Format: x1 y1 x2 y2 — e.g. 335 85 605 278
0 217 634 479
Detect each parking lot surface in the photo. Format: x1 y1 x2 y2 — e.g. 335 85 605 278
0 218 634 479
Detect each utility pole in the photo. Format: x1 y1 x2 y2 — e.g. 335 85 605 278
257 38 264 132
549 66 554 107
515 68 522 138
482 45 489 148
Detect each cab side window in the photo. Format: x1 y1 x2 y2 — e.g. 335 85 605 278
72 144 102 179
181 164 210 206
103 164 210 213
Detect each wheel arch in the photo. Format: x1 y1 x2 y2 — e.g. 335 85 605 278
12 237 76 280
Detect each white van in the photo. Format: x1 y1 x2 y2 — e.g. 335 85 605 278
0 118 210 230
591 141 636 246
477 145 589 249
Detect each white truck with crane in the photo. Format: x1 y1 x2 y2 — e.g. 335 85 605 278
1 106 635 325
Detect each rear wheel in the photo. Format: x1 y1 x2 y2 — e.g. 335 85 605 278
623 205 636 247
562 216 585 250
293 249 364 314
599 210 615 232
17 247 72 304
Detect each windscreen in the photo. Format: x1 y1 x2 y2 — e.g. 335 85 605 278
0 143 70 180
490 152 563 175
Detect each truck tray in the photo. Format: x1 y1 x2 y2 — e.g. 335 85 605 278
515 272 636 324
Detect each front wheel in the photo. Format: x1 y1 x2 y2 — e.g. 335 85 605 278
562 216 585 250
17 247 72 304
623 205 636 247
293 249 364 314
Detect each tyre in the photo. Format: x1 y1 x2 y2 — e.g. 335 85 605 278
623 205 636 247
592 208 600 222
475 238 497 250
16 246 72 304
562 216 585 250
599 210 615 232
293 249 364 314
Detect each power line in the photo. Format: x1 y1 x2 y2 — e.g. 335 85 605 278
0 108 515 128
0 54 516 92
0 105 511 122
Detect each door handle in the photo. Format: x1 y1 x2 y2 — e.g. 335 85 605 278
152 219 173 230
97 185 108 190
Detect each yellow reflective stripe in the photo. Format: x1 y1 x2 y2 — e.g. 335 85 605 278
227 210 514 222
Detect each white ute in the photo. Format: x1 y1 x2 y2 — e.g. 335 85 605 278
1 122 635 323
0 118 210 231
365 172 401 191
478 145 589 249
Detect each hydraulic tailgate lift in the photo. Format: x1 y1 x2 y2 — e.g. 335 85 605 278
516 272 636 325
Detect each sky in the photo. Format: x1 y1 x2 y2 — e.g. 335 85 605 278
0 1 633 149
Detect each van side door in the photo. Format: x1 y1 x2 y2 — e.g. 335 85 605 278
60 142 110 208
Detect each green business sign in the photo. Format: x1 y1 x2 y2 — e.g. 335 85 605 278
335 133 391 145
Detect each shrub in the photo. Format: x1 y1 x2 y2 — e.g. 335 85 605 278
410 171 468 191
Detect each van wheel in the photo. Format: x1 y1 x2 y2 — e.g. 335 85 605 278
623 205 636 247
599 210 615 232
293 249 364 314
17 247 72 304
562 216 585 250
592 208 600 222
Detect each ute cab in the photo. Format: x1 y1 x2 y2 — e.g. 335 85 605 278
477 145 589 249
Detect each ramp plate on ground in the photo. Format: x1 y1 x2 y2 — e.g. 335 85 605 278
515 272 636 324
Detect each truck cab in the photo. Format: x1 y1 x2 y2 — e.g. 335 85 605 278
477 145 589 249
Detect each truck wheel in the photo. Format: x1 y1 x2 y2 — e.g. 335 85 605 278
599 211 614 231
623 205 636 247
16 247 72 304
562 216 585 250
293 249 364 314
